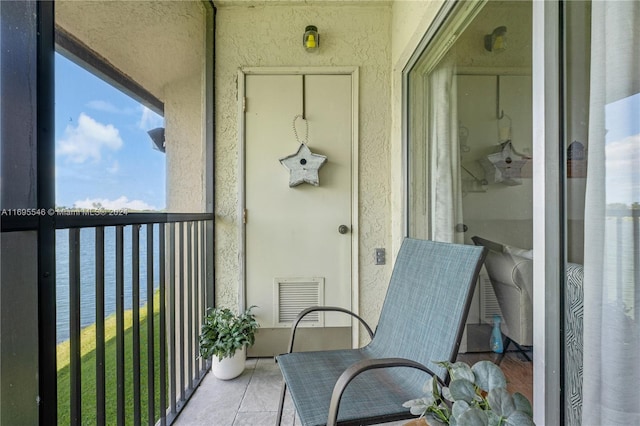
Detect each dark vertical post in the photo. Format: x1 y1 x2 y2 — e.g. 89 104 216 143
187 222 193 389
147 224 155 425
69 229 82 423
36 2 57 423
200 221 208 372
194 221 201 378
159 224 167 426
169 223 177 415
132 225 141 425
179 223 185 401
96 227 106 426
116 226 125 425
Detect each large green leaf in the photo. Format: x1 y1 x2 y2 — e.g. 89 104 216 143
504 411 536 426
513 392 533 417
457 407 489 426
423 375 442 399
402 397 429 416
472 361 507 392
449 362 475 382
451 400 471 419
487 387 515 417
449 379 478 403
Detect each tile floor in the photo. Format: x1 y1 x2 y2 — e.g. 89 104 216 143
174 358 406 426
175 353 532 426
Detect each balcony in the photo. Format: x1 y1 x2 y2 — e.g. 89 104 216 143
2 212 214 425
174 354 532 425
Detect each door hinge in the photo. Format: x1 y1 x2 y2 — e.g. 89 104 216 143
243 96 247 112
243 208 248 224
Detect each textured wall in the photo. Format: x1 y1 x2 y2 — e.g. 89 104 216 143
214 3 393 334
166 73 207 212
56 1 206 99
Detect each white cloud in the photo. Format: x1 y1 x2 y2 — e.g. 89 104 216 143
606 133 640 168
138 106 164 131
58 113 123 163
86 100 135 115
606 133 640 204
74 196 156 211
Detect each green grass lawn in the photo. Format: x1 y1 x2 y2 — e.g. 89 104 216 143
57 294 165 425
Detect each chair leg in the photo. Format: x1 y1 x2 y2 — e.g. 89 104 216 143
512 340 533 362
276 381 287 426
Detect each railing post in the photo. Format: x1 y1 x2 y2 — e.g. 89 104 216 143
169 222 177 416
132 225 142 424
69 228 82 424
116 225 125 425
159 223 167 426
146 223 156 425
96 227 106 426
187 222 193 390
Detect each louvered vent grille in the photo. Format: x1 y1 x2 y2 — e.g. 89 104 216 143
275 278 324 325
480 273 502 323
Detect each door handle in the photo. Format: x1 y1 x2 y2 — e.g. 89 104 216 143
338 225 349 234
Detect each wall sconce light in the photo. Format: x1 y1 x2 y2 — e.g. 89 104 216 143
484 26 507 52
303 25 319 52
148 127 165 153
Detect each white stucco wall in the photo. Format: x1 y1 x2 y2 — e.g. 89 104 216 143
214 3 393 332
166 73 207 212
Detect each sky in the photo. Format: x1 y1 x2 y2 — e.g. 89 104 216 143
55 53 165 211
605 92 640 206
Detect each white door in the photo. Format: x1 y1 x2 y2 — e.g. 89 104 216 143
243 72 355 356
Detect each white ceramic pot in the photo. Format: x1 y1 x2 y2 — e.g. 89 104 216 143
211 348 246 380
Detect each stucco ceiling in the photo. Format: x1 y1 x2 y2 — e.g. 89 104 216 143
55 1 207 105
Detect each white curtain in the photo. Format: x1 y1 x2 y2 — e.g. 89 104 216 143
582 1 640 424
429 62 463 244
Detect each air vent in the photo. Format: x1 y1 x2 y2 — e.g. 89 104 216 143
480 273 502 323
274 277 324 327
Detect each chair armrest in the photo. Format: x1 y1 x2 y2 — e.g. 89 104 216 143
286 306 375 353
326 357 445 426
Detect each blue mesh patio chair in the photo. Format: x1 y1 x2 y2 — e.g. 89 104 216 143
275 238 487 426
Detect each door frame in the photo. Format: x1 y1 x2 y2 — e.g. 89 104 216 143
237 66 361 347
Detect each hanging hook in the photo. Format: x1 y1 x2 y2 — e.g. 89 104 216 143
496 75 504 119
302 75 306 120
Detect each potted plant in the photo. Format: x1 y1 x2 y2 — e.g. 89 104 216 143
403 360 534 426
199 306 259 380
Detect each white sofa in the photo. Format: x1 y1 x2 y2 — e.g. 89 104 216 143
471 236 533 348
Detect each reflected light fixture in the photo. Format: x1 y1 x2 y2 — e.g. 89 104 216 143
484 26 507 52
148 127 165 153
303 25 319 52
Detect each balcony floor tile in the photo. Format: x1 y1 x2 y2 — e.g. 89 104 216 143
176 354 531 426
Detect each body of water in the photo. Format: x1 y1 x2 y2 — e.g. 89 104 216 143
56 225 161 343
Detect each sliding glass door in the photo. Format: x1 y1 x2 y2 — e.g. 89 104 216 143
405 0 534 356
564 1 640 424
404 1 638 423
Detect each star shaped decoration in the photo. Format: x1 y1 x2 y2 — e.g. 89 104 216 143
480 142 528 186
279 143 328 187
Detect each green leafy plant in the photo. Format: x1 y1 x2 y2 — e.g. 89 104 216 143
403 360 534 426
199 306 259 361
